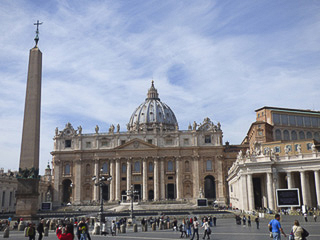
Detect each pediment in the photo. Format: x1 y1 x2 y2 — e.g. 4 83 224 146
114 138 157 150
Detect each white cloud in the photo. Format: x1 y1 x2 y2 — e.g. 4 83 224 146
0 0 319 173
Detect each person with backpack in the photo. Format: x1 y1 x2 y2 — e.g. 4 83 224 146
268 214 287 240
179 219 187 238
289 220 309 240
201 219 211 240
27 223 36 240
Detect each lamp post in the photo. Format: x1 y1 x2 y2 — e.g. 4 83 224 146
126 185 139 221
92 168 112 228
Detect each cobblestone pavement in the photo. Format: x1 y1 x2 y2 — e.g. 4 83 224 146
2 215 320 239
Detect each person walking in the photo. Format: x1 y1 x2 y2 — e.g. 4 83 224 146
186 218 191 237
191 217 199 240
289 220 303 240
213 216 217 227
304 213 308 222
242 215 246 225
201 219 211 240
180 219 187 238
313 213 317 222
255 216 259 229
37 220 44 240
27 223 36 240
56 224 74 240
247 216 251 227
268 214 287 240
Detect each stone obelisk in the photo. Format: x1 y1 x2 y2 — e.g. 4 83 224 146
15 21 43 219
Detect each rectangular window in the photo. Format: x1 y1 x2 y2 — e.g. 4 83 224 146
304 117 311 127
296 116 303 126
274 146 281 153
281 114 288 125
65 140 71 148
121 177 126 181
165 139 173 145
273 113 280 125
311 117 318 128
148 177 153 180
294 144 299 151
184 138 189 145
168 176 174 180
147 139 152 144
285 145 292 152
205 135 211 143
307 143 312 150
289 115 296 126
86 142 91 148
121 140 126 145
101 141 109 147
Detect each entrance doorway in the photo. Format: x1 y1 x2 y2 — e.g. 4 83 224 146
148 190 154 201
134 184 141 201
167 184 175 199
102 185 109 201
204 176 216 199
62 179 72 203
253 177 262 209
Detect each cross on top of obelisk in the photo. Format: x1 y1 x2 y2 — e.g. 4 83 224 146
34 20 43 47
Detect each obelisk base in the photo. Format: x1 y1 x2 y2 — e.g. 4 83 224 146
15 179 39 220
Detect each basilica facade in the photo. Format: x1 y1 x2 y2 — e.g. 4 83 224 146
51 82 240 207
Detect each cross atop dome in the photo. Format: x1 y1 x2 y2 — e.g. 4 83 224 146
146 80 160 100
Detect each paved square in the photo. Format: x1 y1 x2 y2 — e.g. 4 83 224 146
2 215 320 239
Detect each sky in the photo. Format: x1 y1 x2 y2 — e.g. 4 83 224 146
0 0 320 174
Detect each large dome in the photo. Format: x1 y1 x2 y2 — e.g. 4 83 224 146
128 81 178 132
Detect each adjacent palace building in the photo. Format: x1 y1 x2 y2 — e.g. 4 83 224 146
228 107 320 211
51 82 241 207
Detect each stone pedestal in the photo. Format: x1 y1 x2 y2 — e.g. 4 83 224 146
15 179 39 219
133 224 137 232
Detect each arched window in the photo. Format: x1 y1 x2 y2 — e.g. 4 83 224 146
206 160 212 171
283 130 290 141
291 131 297 140
64 164 70 175
299 131 305 139
122 163 126 173
185 161 190 172
85 164 91 176
148 162 153 172
134 161 140 172
306 132 313 139
167 161 173 172
315 132 320 141
102 162 108 174
275 129 282 140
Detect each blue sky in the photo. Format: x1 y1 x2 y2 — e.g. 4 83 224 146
1 0 320 173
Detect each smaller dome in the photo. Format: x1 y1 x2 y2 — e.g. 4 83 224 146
128 81 178 132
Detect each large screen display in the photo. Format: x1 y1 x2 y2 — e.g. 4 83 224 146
276 189 300 207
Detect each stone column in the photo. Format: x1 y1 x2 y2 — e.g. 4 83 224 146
175 157 181 200
142 158 148 201
217 158 224 201
53 159 60 205
314 170 320 207
160 158 165 200
267 172 274 210
154 158 159 201
240 174 248 211
247 174 254 211
193 156 200 199
126 158 132 200
287 172 294 189
74 160 82 204
115 158 121 201
300 171 311 207
110 160 115 201
93 160 99 202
